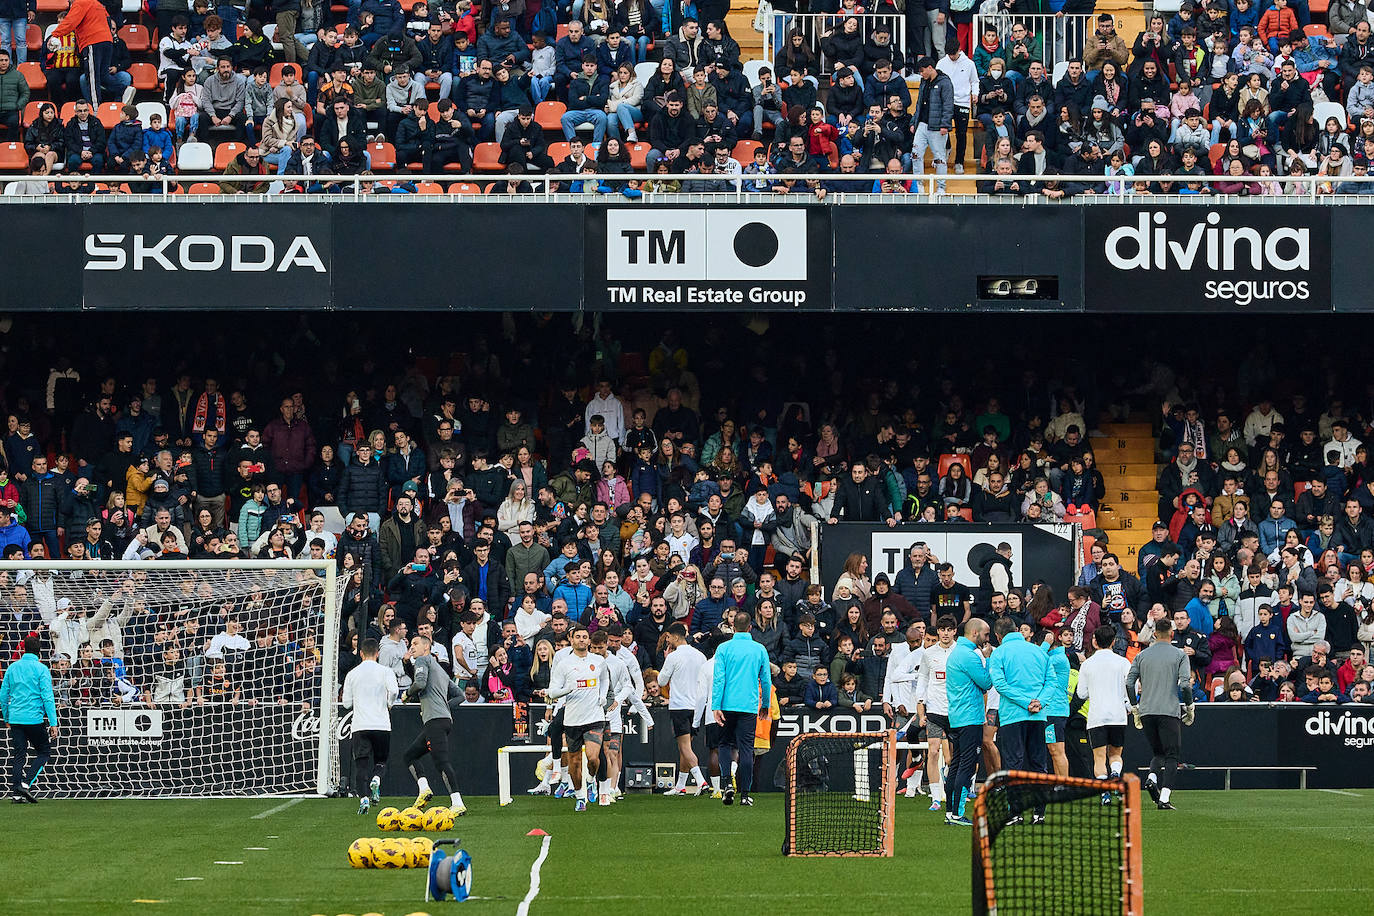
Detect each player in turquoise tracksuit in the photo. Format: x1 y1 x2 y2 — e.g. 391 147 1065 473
711 613 772 806
943 619 993 825
1042 642 1072 777
0 635 58 803
988 629 1050 778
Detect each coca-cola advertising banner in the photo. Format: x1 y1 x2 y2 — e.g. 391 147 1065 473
1084 206 1332 312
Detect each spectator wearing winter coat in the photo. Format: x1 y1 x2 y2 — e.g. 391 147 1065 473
829 464 893 525
338 443 387 528
784 613 829 678
1287 594 1328 656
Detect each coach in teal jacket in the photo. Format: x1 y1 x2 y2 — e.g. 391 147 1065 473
711 612 772 804
944 622 995 822
989 629 1051 777
0 648 57 727
1 637 58 801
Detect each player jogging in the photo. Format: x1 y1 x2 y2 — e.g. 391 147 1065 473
943 618 993 826
1126 617 1193 811
547 627 610 812
1 634 57 804
988 619 1051 824
1076 624 1133 802
402 635 467 816
658 623 709 796
711 611 771 807
915 615 957 812
531 643 576 798
341 637 399 815
590 630 634 806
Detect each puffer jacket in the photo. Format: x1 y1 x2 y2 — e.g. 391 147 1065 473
339 456 387 516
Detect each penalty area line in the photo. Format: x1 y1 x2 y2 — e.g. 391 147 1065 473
515 834 552 916
1318 789 1362 797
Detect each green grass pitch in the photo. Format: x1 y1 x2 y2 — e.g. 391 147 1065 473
6 790 1370 915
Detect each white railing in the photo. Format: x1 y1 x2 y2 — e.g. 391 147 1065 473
763 12 907 76
971 12 1106 80
1 171 1371 203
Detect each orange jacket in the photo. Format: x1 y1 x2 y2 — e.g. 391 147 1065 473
51 0 113 51
1258 7 1298 47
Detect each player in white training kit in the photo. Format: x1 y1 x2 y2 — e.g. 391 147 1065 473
885 622 925 797
915 615 958 811
1075 623 1134 801
657 623 709 796
547 627 611 812
340 637 400 815
591 629 635 806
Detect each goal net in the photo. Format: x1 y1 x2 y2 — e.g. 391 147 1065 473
0 560 342 798
972 770 1144 916
781 730 897 857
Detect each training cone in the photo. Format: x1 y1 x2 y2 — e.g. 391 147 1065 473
526 829 547 836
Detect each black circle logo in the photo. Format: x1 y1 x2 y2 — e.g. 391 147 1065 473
134 714 153 732
733 222 779 268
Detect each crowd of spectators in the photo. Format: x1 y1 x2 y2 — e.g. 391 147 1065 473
9 0 1373 192
0 314 1366 718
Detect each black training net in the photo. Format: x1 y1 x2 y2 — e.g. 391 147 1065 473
973 772 1140 916
780 732 894 857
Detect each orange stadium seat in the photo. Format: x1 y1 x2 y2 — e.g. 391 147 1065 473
17 62 45 91
367 142 396 171
0 142 29 171
214 142 247 169
472 141 503 172
119 24 151 52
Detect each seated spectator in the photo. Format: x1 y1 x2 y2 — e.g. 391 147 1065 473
63 99 107 173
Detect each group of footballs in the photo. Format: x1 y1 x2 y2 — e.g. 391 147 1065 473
346 835 435 870
345 807 455 869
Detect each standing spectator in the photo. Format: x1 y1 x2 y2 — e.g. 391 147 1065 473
18 455 59 557
912 56 952 193
263 397 316 502
936 39 976 174
50 0 114 104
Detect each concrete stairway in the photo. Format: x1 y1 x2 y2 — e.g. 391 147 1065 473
1091 421 1161 566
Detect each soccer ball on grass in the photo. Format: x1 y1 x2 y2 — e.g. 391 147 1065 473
372 839 409 868
347 838 378 868
375 806 402 831
423 807 454 831
398 806 426 831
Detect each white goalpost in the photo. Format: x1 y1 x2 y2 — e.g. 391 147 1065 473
0 560 342 798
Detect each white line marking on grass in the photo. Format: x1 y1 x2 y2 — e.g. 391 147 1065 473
1318 789 1362 797
213 861 244 865
648 831 746 836
174 878 203 882
251 798 303 819
515 834 552 916
244 847 269 850
265 835 279 839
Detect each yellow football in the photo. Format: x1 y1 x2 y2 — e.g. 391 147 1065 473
398 807 426 831
407 836 434 868
423 807 451 831
372 840 408 869
346 838 376 869
375 806 402 831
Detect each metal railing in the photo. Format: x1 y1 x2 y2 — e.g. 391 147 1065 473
971 12 1106 80
763 12 907 76
1 171 1371 203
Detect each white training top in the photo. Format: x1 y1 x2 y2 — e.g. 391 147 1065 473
884 645 923 710
341 659 399 732
548 649 610 728
658 642 707 711
916 642 953 715
550 645 575 712
1076 648 1134 729
693 657 716 729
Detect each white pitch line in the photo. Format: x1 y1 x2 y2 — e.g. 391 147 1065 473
244 847 269 851
213 861 244 866
251 798 303 819
515 834 552 916
1318 789 1362 797
174 878 203 882
649 831 746 836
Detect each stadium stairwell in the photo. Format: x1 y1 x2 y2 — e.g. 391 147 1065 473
1092 422 1160 565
